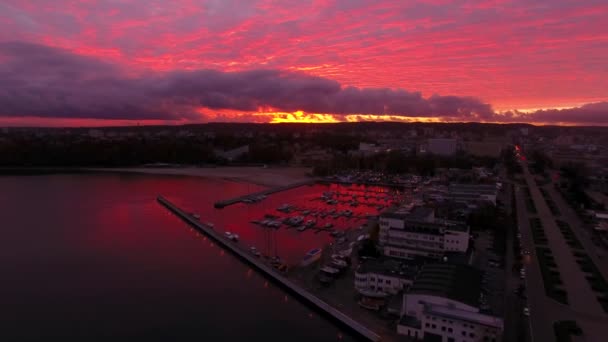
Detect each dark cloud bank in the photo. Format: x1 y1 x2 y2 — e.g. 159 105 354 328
0 41 605 124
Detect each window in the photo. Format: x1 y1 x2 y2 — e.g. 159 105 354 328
462 331 466 336
425 323 430 328
448 328 453 333
469 333 475 338
431 324 436 329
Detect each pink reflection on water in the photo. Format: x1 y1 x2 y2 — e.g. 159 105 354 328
183 183 399 266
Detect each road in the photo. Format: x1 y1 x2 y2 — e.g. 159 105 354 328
501 181 530 342
513 160 608 342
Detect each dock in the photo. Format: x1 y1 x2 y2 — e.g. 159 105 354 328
157 195 382 342
214 179 316 208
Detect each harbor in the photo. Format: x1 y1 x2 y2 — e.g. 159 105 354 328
157 195 382 342
213 179 316 208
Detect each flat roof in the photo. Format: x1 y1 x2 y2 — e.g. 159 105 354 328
409 263 481 307
425 303 503 329
356 258 419 279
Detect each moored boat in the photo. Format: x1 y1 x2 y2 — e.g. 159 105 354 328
300 248 322 266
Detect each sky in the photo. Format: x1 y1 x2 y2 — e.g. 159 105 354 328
1 0 607 126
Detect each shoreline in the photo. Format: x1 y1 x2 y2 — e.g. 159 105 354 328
0 166 313 188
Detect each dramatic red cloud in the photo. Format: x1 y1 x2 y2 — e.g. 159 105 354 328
0 0 607 125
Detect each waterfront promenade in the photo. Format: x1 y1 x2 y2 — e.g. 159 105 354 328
157 195 382 342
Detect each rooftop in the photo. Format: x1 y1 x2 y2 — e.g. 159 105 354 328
356 258 419 279
424 303 503 329
449 183 498 195
381 206 434 221
409 263 482 308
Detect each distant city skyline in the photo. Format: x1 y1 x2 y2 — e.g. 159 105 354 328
1 0 607 126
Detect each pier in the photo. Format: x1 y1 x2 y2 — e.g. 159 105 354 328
157 195 382 342
213 179 315 208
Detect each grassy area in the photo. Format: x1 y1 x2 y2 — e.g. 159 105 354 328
553 321 582 342
529 217 548 245
555 220 583 250
574 252 608 313
536 247 568 305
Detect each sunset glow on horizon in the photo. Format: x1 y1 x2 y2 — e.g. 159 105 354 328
1 0 607 126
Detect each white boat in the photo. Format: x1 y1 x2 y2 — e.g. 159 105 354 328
324 223 333 229
319 266 340 276
249 246 261 257
205 222 214 229
331 259 348 269
277 204 291 212
231 234 239 242
224 231 233 239
300 248 322 266
297 226 307 232
192 213 200 220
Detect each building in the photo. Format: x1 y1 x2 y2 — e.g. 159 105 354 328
462 141 504 158
398 264 503 342
448 183 499 206
428 138 458 156
379 207 470 260
354 259 419 296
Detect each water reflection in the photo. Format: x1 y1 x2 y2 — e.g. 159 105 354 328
0 174 357 341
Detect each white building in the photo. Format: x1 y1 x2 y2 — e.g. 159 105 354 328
448 183 499 206
379 207 469 260
428 138 458 156
398 264 503 342
354 259 418 296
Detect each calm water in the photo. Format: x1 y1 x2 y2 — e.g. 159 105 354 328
0 173 359 341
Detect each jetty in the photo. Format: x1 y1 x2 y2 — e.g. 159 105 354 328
157 196 381 342
214 179 315 208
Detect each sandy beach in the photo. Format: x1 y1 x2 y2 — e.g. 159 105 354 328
85 166 313 188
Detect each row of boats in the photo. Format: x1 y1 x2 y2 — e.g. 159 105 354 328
277 203 355 218
242 194 267 204
318 254 351 285
252 216 336 231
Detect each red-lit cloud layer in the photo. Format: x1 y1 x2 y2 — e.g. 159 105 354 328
1 0 607 125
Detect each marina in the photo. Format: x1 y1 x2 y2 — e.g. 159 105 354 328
157 195 382 342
